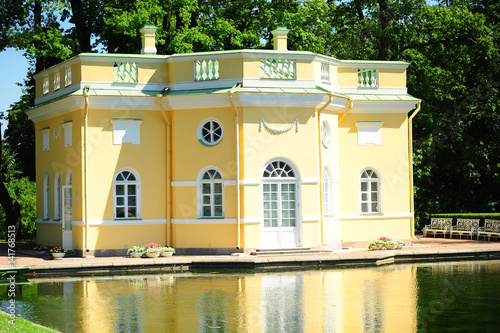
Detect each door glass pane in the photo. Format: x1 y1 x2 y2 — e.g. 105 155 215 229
128 207 137 218
203 206 211 216
202 184 210 194
371 203 378 212
361 182 367 191
116 185 124 195
215 206 223 216
214 183 222 193
128 196 136 206
128 185 136 195
117 197 124 205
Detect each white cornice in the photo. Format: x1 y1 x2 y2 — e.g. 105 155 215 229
338 87 408 95
339 213 412 220
171 218 236 224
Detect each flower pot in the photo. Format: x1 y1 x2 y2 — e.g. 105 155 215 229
34 250 47 256
370 245 382 250
51 252 66 259
145 252 159 258
160 252 174 257
130 252 143 258
385 245 395 250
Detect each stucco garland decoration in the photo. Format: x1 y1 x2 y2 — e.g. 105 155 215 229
259 117 299 134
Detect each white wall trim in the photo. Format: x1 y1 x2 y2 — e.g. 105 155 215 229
301 178 319 185
340 212 412 220
302 216 320 223
171 218 236 225
241 179 260 186
242 217 261 225
171 180 196 187
84 219 167 226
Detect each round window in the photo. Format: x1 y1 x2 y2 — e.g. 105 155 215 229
321 120 331 148
197 119 223 146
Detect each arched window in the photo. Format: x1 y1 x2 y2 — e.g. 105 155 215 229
322 168 332 216
199 169 224 217
360 169 380 213
114 170 140 219
43 173 50 219
262 161 295 178
54 173 62 220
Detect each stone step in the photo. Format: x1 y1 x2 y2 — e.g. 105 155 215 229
250 248 333 256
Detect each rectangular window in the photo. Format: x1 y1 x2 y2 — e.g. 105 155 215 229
65 67 72 86
54 72 60 90
62 122 73 147
43 76 49 95
41 128 50 151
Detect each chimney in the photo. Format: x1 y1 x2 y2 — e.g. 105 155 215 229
271 26 289 51
140 24 157 55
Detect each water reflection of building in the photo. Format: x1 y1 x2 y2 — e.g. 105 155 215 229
18 266 417 332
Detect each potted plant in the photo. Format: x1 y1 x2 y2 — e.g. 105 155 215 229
128 246 145 258
50 246 67 259
33 245 49 256
144 247 160 258
159 246 175 257
384 240 397 250
396 240 406 249
369 240 385 250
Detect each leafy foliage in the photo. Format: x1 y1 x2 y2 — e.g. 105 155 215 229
0 177 36 240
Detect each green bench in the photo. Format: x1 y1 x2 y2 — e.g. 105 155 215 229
477 219 500 241
423 218 453 238
449 218 480 240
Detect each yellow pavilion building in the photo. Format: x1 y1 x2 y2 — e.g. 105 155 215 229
27 26 420 256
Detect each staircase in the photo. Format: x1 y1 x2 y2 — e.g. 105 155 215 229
250 247 333 256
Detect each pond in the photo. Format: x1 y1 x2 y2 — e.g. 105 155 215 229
2 260 500 332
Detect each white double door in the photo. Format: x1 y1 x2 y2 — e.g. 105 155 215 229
262 182 300 249
62 185 73 250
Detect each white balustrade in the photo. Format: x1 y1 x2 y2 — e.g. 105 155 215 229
113 62 138 83
194 59 219 81
260 58 296 79
358 68 378 88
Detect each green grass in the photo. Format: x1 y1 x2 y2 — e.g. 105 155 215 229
0 311 60 333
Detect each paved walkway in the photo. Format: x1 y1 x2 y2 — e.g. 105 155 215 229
2 236 500 276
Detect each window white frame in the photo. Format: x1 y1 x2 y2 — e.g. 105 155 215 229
197 118 223 146
322 167 332 216
261 160 298 228
54 172 62 220
355 122 383 145
43 173 50 219
113 169 141 219
360 168 380 213
198 168 224 218
110 119 143 145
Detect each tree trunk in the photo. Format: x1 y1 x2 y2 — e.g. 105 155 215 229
0 125 21 240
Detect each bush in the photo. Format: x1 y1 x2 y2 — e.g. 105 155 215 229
0 177 36 241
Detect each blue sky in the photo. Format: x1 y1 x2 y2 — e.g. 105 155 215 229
0 48 29 135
